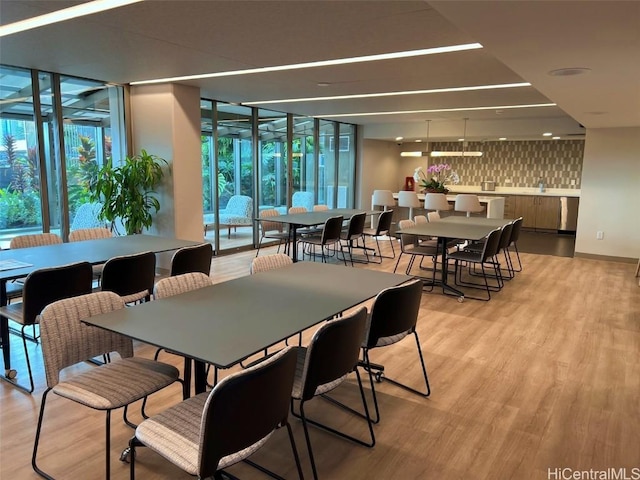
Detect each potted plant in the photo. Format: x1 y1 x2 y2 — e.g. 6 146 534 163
90 149 168 235
413 163 459 194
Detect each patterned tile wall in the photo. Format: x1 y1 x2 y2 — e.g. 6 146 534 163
427 140 584 189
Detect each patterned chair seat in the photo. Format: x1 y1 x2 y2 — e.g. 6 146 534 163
203 195 253 238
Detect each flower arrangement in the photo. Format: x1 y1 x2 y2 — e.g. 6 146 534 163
413 164 460 193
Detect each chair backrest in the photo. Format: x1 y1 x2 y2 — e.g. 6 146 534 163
313 205 329 212
258 209 283 234
153 272 213 299
292 191 314 212
298 307 367 401
497 222 514 251
250 253 293 274
344 212 367 240
371 190 395 208
427 211 441 222
70 202 105 230
170 243 213 276
509 217 523 245
364 279 423 349
224 195 253 217
321 215 344 244
414 215 428 225
22 261 94 326
69 227 113 242
10 232 62 249
198 347 298 478
38 291 132 388
480 228 503 261
101 251 156 299
398 219 419 248
424 193 451 212
288 206 307 214
454 194 483 214
374 209 394 236
397 191 421 208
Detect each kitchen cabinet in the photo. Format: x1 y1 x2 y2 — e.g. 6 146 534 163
515 195 560 230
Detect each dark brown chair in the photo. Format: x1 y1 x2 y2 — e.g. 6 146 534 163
101 251 156 304
170 243 213 276
362 209 396 262
300 215 346 264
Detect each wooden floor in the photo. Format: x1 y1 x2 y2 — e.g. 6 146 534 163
1 238 638 480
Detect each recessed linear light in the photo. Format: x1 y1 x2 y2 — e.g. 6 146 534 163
415 139 422 143
395 137 404 141
244 82 530 105
321 103 557 119
499 137 507 141
0 0 143 37
131 43 482 85
548 67 591 77
552 136 561 140
543 132 553 136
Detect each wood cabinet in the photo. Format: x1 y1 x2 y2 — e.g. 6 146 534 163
515 195 560 230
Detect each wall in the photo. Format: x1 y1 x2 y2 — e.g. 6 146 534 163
410 140 584 189
358 139 402 208
574 127 640 260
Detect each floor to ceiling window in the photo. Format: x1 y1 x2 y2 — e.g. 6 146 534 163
0 65 126 246
257 109 288 212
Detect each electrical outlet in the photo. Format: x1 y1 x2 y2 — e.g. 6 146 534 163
596 231 604 240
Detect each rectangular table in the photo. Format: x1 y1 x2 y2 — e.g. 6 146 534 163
397 216 512 300
0 234 203 381
267 208 371 262
84 262 411 395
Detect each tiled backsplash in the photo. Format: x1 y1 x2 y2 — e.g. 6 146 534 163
426 140 584 189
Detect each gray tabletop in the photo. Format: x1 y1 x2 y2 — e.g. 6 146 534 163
270 208 370 226
397 217 510 241
0 234 202 282
84 262 411 369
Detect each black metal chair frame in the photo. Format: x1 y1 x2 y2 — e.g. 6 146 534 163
300 215 346 265
362 209 396 262
338 212 370 266
358 279 431 424
256 211 291 257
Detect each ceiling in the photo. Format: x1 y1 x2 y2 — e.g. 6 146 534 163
1 0 638 142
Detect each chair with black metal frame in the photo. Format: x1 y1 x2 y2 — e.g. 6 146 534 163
152 272 214 396
506 217 524 272
393 220 439 289
448 227 503 301
290 306 374 480
128 346 304 480
465 221 515 281
362 209 396 262
300 215 346 265
256 208 290 257
339 212 369 266
0 261 93 393
359 278 430 424
100 251 156 305
32 291 181 480
169 242 213 276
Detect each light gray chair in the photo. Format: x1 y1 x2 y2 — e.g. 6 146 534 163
454 194 484 217
397 191 421 220
393 219 438 283
250 252 293 274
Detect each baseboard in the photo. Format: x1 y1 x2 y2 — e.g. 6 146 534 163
574 252 637 264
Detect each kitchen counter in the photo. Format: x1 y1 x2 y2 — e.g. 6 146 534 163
391 193 506 219
448 186 581 197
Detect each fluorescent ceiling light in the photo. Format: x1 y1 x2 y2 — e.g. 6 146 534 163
244 82 530 105
131 43 482 85
430 151 483 157
0 0 143 37
400 151 425 157
321 103 557 118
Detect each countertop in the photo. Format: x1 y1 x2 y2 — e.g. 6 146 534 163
447 186 581 197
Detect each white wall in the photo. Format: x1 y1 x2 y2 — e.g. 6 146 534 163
358 139 403 208
575 127 640 260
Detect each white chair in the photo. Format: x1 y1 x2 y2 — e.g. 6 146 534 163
397 191 421 220
424 193 452 215
454 194 484 217
371 190 395 229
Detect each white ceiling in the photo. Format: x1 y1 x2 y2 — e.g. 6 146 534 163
1 0 638 142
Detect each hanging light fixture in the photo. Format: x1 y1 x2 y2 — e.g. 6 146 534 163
430 117 483 157
400 119 432 157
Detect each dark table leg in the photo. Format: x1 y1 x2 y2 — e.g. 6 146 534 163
182 357 192 399
291 226 299 262
439 236 465 299
0 281 16 380
194 360 207 394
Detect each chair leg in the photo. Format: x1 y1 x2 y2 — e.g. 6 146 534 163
32 388 54 479
105 410 112 480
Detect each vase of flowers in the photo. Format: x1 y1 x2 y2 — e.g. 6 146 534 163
413 164 459 194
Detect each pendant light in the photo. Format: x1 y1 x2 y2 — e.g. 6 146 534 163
400 119 432 157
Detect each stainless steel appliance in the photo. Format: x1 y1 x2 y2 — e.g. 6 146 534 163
559 197 579 231
481 181 495 191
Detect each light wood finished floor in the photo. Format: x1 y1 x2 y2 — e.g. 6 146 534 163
1 239 638 480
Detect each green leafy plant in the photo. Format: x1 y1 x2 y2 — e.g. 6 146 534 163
90 149 168 235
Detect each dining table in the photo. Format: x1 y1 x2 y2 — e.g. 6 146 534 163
397 216 512 301
266 208 372 262
84 261 412 396
0 234 203 386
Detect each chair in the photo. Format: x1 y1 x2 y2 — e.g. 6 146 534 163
170 242 213 276
153 272 214 396
255 209 289 257
414 215 428 225
313 204 329 211
101 251 156 304
465 221 515 280
128 347 304 480
362 209 396 263
448 227 503 301
70 202 105 230
370 190 395 230
454 194 484 217
397 191 421 220
300 215 346 264
290 307 374 480
203 194 254 238
506 217 524 272
33 291 180 479
359 279 430 423
69 227 113 284
0 261 93 393
339 212 369 266
292 190 315 212
393 219 439 283
424 193 452 215
250 252 293 274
